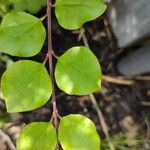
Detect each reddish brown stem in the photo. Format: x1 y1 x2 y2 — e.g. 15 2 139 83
47 0 53 92
47 0 59 149
47 0 57 122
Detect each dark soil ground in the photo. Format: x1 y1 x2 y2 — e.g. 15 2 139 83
0 7 150 150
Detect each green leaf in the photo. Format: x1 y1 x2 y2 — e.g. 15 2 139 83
55 46 102 95
10 0 47 14
17 122 57 150
58 114 100 150
1 60 52 112
54 0 107 30
0 12 46 57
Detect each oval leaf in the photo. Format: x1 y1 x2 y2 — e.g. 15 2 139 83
55 46 102 95
0 12 46 57
1 60 52 112
55 0 107 30
58 114 100 150
17 122 57 150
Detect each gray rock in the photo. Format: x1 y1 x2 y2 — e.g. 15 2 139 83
117 46 150 75
108 0 150 47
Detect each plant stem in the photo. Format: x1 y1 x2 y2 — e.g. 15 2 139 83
47 0 57 123
47 0 59 149
47 0 53 94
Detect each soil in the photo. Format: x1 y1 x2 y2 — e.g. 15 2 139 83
0 7 150 150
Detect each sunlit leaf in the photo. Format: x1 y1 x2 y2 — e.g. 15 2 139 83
1 60 52 112
55 46 102 95
58 114 100 150
17 122 57 150
0 12 46 57
55 0 107 29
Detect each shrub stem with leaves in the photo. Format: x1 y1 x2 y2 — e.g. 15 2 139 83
0 0 107 149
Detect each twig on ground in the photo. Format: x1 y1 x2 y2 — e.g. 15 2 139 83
132 76 150 81
78 27 115 150
89 94 115 150
0 129 15 150
141 101 150 107
103 75 135 85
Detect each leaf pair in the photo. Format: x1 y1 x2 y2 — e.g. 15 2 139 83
10 0 106 29
17 114 100 150
1 46 102 112
0 0 106 57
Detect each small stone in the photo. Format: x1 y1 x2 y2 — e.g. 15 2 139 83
117 46 150 75
108 0 150 47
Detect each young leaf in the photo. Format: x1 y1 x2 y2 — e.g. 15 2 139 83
55 46 102 95
1 60 52 112
17 122 57 150
10 0 47 14
58 114 100 150
54 0 107 30
0 12 46 57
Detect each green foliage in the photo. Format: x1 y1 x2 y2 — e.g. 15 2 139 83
0 11 46 57
10 0 47 14
58 114 100 150
17 122 57 150
55 0 107 29
55 46 102 95
0 0 107 149
1 60 52 112
17 115 100 150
